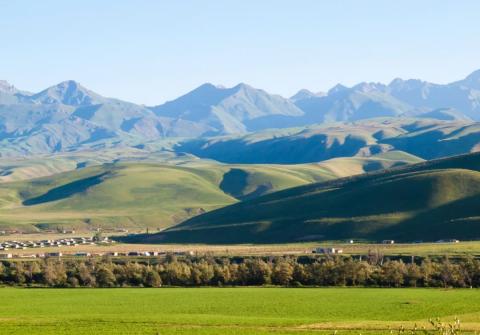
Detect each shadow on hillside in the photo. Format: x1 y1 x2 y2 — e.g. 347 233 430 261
23 172 110 206
219 168 273 200
219 169 249 199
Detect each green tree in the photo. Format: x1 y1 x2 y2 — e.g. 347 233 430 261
96 266 117 287
164 262 191 286
191 261 214 286
405 263 422 287
420 258 437 287
42 260 67 287
213 264 231 286
292 263 309 285
10 262 26 285
241 259 272 285
272 260 294 286
125 262 145 286
145 268 162 287
78 262 96 287
24 261 42 284
382 260 406 287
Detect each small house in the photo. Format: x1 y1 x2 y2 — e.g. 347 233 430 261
19 254 36 258
313 247 343 254
436 239 460 243
128 251 141 256
46 252 63 257
75 252 91 257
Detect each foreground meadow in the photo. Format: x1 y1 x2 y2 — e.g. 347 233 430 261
1 288 480 334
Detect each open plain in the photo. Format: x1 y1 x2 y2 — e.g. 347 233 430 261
0 288 479 335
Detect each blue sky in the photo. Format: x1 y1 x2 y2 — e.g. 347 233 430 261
1 0 480 104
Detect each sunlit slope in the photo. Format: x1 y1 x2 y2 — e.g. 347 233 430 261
0 157 76 183
150 152 480 243
0 147 191 183
0 154 417 232
0 164 235 231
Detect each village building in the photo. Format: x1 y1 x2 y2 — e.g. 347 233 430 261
313 247 343 254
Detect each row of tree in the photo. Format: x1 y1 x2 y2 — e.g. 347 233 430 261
1 255 480 288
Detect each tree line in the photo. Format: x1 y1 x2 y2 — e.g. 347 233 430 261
1 255 480 288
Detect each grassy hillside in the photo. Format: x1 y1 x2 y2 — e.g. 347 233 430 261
145 152 480 244
0 163 233 231
0 154 416 232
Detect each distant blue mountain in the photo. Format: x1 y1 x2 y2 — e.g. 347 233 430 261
291 72 480 123
152 83 303 134
1 69 480 156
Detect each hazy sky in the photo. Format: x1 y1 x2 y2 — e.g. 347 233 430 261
1 1 480 105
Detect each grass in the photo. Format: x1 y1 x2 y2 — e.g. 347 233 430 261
1 287 480 334
0 153 416 232
0 163 236 231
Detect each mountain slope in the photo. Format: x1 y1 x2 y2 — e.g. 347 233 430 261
290 89 324 102
176 118 480 163
0 80 27 104
292 70 480 123
141 152 480 243
417 108 472 121
0 81 194 156
293 83 415 124
387 72 480 120
152 83 303 134
28 80 106 106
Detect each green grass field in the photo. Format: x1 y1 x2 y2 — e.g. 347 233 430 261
1 288 479 334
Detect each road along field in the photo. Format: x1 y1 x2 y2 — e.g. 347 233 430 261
0 288 479 334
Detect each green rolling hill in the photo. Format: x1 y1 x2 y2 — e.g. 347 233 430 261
0 153 417 232
139 152 480 244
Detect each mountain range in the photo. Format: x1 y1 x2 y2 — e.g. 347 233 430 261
2 69 480 156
